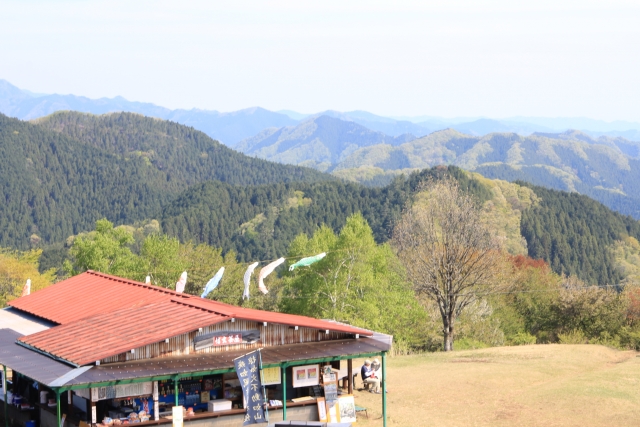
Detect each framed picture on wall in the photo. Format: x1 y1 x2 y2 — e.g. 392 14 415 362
292 364 320 388
307 367 317 380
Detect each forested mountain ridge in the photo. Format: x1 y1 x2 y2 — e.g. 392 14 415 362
158 165 640 285
160 166 489 262
0 113 170 248
518 183 640 285
236 115 416 171
33 111 332 186
0 112 332 249
325 130 640 218
533 129 640 159
4 105 640 287
162 180 407 262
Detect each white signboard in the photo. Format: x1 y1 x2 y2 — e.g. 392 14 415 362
292 364 320 388
92 382 153 401
172 406 183 427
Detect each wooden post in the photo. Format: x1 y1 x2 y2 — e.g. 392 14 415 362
382 352 387 427
281 366 287 421
347 359 353 395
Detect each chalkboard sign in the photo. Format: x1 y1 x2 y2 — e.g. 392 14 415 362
311 385 323 397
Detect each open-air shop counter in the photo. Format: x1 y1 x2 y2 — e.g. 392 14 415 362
1 271 391 427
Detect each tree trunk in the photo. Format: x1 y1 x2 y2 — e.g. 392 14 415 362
443 318 455 351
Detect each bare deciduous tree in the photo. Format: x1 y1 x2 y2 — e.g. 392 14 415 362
392 178 503 351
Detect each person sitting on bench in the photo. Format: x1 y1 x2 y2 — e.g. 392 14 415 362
361 360 381 393
371 358 381 372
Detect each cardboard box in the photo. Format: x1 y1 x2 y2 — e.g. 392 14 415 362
207 399 232 412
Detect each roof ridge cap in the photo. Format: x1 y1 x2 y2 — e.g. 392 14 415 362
85 271 181 295
169 297 236 317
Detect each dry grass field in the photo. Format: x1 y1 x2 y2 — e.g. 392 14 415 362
348 345 640 426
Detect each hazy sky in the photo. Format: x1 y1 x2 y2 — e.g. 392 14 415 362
2 0 639 120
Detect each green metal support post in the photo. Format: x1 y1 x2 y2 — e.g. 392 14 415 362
281 365 286 421
174 376 179 407
56 389 61 427
382 352 387 427
3 365 8 427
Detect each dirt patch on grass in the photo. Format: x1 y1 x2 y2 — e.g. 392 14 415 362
449 358 493 363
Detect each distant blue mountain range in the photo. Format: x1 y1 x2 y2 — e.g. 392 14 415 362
0 80 295 145
2 79 640 146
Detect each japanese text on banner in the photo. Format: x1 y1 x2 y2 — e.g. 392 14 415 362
234 350 266 425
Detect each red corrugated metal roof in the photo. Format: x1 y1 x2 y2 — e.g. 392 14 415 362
9 271 184 325
174 298 372 336
10 271 373 366
20 300 226 366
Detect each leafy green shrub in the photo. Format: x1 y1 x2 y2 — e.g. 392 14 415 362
558 329 587 344
391 339 424 356
588 331 622 349
617 327 640 350
509 332 537 346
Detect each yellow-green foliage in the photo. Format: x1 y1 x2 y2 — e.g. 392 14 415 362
332 145 396 170
282 214 428 347
0 248 56 307
470 173 539 255
286 190 312 208
332 166 416 184
240 191 313 236
405 172 537 257
239 213 268 236
611 236 640 286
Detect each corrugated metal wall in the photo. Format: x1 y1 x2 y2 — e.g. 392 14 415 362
101 320 349 363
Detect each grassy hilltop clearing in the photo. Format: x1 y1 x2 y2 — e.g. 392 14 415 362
351 345 640 427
